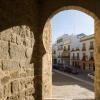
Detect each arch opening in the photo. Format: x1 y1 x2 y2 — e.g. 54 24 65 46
42 5 100 100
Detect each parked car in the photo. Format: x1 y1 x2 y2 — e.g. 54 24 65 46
64 66 79 74
88 72 94 80
64 66 72 73
53 64 59 69
53 64 63 70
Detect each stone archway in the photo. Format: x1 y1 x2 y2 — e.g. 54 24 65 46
42 5 100 100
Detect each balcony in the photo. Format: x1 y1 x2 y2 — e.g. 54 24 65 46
89 56 94 61
82 47 86 51
89 46 94 50
61 51 70 58
58 55 61 58
58 47 63 50
82 56 86 61
76 56 80 60
76 48 80 51
71 48 74 52
71 56 75 60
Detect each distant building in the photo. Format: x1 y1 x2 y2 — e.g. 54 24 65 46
52 43 57 64
80 34 95 71
70 33 85 68
52 33 95 71
53 34 71 65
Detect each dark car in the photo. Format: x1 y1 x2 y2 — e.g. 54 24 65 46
64 66 79 74
53 64 59 69
53 64 64 71
71 67 79 74
64 66 72 73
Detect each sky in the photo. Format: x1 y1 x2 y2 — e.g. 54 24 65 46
52 10 94 43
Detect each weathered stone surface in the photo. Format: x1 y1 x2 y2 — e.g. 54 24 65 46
26 69 34 76
10 71 20 79
16 35 22 45
23 38 31 47
11 80 19 94
25 78 34 88
0 88 3 98
25 48 32 58
0 60 2 69
0 30 11 41
19 80 25 90
10 43 26 60
25 96 35 100
11 33 16 43
6 95 20 100
25 88 35 96
2 60 19 71
3 84 11 97
1 76 10 85
0 40 9 59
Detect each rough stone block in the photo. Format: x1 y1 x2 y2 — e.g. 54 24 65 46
25 96 35 100
10 43 26 60
26 28 31 37
0 40 9 59
9 43 19 59
23 38 31 47
0 60 2 69
11 80 19 94
7 95 20 100
0 87 3 99
26 69 34 76
25 78 34 88
16 35 22 45
31 38 35 48
20 72 27 77
3 84 11 97
1 76 10 85
11 33 16 43
19 60 26 68
2 60 19 71
0 30 11 41
25 88 35 96
25 48 32 58
10 71 20 79
19 79 25 90
18 45 26 59
19 91 25 100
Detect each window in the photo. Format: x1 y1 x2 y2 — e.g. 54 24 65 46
90 52 93 57
77 53 79 59
57 38 63 43
82 43 86 50
53 50 56 54
90 41 94 49
68 45 70 50
73 53 75 59
90 52 94 60
64 46 66 51
82 53 86 60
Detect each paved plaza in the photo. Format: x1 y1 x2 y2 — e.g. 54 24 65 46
52 70 94 100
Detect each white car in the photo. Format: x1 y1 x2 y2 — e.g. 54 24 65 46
88 72 94 80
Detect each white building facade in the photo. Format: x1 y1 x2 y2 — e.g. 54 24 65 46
52 33 95 71
80 34 95 71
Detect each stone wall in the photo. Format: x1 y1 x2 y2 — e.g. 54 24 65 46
0 26 35 100
42 19 52 99
0 0 38 100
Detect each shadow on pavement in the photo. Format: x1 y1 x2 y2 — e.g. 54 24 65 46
52 70 94 92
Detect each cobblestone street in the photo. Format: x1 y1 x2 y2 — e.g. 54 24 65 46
52 70 94 100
